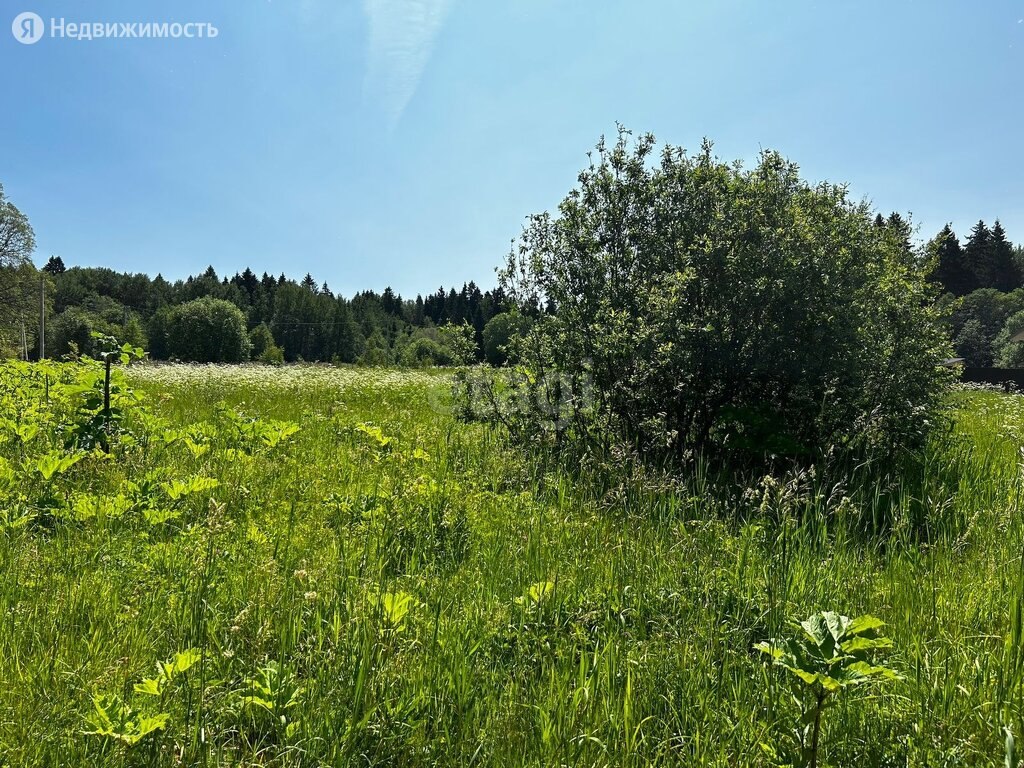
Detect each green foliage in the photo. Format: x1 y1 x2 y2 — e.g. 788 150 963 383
5 360 1024 766
165 297 251 363
482 312 526 366
756 612 899 767
494 129 951 463
134 649 201 698
400 336 450 367
955 318 991 367
31 450 84 481
236 661 303 742
371 590 416 632
927 224 976 296
437 322 477 365
756 613 898 692
0 182 35 268
85 648 199 748
84 695 169 746
515 580 556 606
43 256 66 275
965 220 1022 295
249 322 284 364
358 329 393 366
993 310 1024 368
950 288 1024 367
0 262 46 358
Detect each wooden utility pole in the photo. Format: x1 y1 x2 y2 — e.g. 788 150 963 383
38 275 45 360
20 319 27 361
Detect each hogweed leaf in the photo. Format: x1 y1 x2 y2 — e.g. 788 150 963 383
84 694 169 745
846 615 886 636
372 591 416 630
170 648 201 676
143 508 182 525
134 678 162 697
516 580 556 606
841 635 893 654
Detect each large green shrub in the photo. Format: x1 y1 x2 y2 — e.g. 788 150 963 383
249 322 284 365
48 306 146 359
165 297 251 363
401 336 450 367
492 130 951 462
993 311 1024 368
482 312 526 366
437 323 477 365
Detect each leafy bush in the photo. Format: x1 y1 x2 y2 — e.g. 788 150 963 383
993 310 1024 368
482 312 527 366
954 318 990 367
437 322 477 365
49 307 98 358
400 336 450 367
486 129 951 464
48 306 147 360
165 297 251 363
249 322 284 365
357 330 392 366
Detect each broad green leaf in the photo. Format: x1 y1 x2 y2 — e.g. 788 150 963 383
241 695 276 713
162 476 219 501
823 611 851 643
355 423 394 448
143 508 182 525
846 615 886 636
33 451 84 481
754 641 785 660
171 648 201 676
126 713 169 744
373 591 416 628
799 614 829 647
516 580 556 606
841 635 893 654
134 678 162 696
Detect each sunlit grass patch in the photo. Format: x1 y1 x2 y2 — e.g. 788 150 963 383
2 361 1024 766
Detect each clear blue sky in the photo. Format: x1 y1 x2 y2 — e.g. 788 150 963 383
2 0 1023 296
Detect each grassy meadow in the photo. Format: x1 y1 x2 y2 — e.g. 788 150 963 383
3 360 1024 766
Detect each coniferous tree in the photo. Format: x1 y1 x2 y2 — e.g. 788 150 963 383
990 220 1019 292
965 220 995 289
954 318 989 366
43 255 66 274
927 225 974 296
886 212 913 259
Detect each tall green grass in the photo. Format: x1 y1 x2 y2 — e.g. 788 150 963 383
1 364 1023 766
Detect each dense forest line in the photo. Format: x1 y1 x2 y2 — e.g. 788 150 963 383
927 220 1024 366
37 260 513 365
2 181 1024 367
2 184 521 365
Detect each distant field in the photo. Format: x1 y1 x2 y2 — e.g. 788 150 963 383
2 362 1023 766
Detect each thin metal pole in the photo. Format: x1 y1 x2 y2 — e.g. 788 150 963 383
39 275 45 360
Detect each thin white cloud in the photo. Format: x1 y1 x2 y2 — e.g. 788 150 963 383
364 0 453 127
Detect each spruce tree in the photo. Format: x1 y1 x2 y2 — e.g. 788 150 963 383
43 255 66 274
965 220 994 289
990 220 1019 292
927 224 974 296
885 212 914 267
